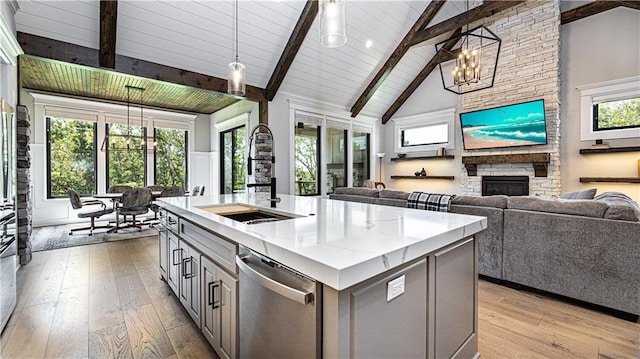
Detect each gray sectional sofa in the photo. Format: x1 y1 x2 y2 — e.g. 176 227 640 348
329 187 640 316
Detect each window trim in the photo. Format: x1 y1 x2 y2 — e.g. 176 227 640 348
578 75 640 141
45 116 98 199
392 108 455 154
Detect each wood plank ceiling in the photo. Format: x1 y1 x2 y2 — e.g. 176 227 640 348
14 1 629 118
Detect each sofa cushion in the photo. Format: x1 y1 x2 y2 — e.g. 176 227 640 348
333 187 380 197
329 194 377 204
594 192 640 221
451 195 509 209
507 196 608 218
379 189 409 200
375 198 407 207
560 188 597 199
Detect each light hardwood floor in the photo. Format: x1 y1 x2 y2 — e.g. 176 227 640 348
1 237 639 359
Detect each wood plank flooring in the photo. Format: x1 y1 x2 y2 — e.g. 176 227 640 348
1 236 639 358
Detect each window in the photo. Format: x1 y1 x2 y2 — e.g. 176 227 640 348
392 108 455 153
155 128 188 188
220 125 246 194
578 76 640 140
294 122 320 196
352 131 370 187
46 116 97 198
106 123 146 188
593 97 640 131
401 123 448 147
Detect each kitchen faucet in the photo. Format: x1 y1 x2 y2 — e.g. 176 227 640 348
247 124 280 208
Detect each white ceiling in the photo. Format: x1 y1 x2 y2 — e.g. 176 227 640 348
15 0 546 117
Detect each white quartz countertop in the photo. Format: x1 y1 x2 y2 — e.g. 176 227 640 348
158 193 487 290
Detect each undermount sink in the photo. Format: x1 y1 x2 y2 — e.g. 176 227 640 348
197 204 301 224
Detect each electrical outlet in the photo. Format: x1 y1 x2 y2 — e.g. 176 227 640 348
387 275 405 302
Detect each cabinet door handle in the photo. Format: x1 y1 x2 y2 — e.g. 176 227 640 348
182 258 188 277
182 257 195 279
208 280 220 308
172 249 180 265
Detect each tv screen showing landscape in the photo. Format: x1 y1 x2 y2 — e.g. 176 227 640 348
460 99 547 150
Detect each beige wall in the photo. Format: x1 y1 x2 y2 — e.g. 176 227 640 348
560 7 640 202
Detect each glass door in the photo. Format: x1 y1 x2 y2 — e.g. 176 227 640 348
325 127 347 194
294 122 320 196
352 131 370 187
220 125 246 194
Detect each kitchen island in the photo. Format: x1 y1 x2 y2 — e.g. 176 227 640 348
157 193 486 359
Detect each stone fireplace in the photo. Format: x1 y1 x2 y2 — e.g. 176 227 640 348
460 0 561 197
482 176 529 196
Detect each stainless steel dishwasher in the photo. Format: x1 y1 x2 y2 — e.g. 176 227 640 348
236 246 321 359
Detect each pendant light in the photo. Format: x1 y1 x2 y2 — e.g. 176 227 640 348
434 0 501 95
319 0 347 48
228 0 246 96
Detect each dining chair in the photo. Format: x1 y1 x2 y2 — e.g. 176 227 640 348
146 185 165 192
191 185 201 196
68 189 114 236
118 187 152 231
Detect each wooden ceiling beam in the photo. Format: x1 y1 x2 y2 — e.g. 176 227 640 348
561 0 622 25
349 0 447 118
409 0 525 47
619 1 640 10
17 32 266 103
265 0 317 101
99 0 118 68
382 29 461 124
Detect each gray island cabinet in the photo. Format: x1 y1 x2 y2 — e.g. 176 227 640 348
157 194 486 359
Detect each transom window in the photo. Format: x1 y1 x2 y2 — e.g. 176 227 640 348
393 108 455 154
401 123 448 147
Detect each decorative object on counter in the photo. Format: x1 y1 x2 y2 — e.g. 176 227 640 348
228 0 246 96
591 139 609 149
397 153 407 158
436 147 446 157
319 0 346 48
417 168 427 176
435 0 501 94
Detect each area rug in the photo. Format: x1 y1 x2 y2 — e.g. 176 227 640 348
30 223 158 252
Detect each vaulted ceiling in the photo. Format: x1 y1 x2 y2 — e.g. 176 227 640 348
14 0 623 118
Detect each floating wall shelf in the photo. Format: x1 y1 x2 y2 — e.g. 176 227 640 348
579 177 640 184
390 175 455 180
390 155 455 162
579 146 640 155
461 153 550 177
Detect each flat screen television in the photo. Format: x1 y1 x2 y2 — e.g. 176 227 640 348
460 99 547 150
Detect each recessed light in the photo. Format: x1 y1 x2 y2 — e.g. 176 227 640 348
365 39 373 48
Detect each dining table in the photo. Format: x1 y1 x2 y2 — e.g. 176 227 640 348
93 191 162 232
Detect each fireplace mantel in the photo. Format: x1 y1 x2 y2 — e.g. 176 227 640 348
462 153 551 177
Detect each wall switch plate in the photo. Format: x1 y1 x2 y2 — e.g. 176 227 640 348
387 275 405 302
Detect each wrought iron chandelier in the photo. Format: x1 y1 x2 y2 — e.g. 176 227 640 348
435 1 501 95
100 85 157 153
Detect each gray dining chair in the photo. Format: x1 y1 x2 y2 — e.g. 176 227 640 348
68 189 114 236
118 187 152 231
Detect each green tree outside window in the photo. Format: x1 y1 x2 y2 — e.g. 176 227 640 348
155 128 187 188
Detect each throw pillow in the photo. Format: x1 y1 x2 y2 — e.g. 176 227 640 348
560 188 597 199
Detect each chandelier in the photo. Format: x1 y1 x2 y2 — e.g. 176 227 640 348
228 0 246 96
100 85 157 153
319 0 347 48
435 1 501 95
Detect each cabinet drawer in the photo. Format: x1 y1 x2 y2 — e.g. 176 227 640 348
179 219 237 274
165 210 180 233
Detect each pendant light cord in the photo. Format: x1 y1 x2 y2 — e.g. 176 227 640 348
235 0 239 63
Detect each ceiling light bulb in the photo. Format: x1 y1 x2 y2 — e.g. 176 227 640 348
365 39 373 48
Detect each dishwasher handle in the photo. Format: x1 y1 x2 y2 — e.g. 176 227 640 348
236 255 314 305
